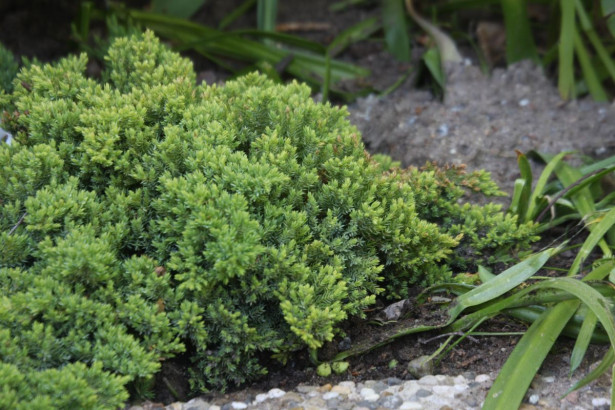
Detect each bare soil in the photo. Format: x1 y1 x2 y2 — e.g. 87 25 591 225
2 1 614 406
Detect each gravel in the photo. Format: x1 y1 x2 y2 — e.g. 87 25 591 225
128 371 612 409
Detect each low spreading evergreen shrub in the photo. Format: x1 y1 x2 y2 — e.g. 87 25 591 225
0 31 536 404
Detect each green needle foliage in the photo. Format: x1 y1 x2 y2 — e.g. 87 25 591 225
0 31 535 402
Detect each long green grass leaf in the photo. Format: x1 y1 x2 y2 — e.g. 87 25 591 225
449 248 555 319
559 0 576 99
527 151 572 221
574 30 608 101
383 0 411 61
257 0 278 32
568 347 615 394
570 207 615 275
328 17 381 57
483 300 579 409
576 0 615 85
500 0 539 63
510 179 528 221
602 0 615 37
123 9 369 85
533 278 615 346
219 0 257 30
515 150 533 221
151 0 207 19
570 309 597 374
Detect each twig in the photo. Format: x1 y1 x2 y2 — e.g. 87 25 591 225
419 332 479 345
8 212 26 236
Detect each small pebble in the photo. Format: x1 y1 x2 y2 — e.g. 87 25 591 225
322 391 340 400
267 388 286 399
359 387 380 402
399 402 423 409
592 397 611 407
230 402 247 409
529 394 539 404
475 374 491 383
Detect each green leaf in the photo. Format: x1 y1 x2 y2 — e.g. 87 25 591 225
515 150 533 221
576 0 615 87
151 0 207 19
123 9 369 87
558 0 576 100
510 178 528 220
257 0 278 32
483 300 579 410
219 0 257 30
569 207 615 275
574 30 608 101
568 347 615 393
328 17 381 57
527 151 572 221
422 47 445 91
500 0 539 63
570 308 597 374
603 0 615 14
383 0 411 61
449 248 555 320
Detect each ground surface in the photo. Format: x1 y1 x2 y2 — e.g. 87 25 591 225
1 1 615 408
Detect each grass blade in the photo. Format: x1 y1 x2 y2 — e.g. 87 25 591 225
576 0 615 85
510 178 528 221
500 0 539 63
328 17 381 57
569 207 615 275
405 0 462 63
219 0 257 30
383 0 411 61
151 0 207 19
449 248 555 319
123 9 369 86
527 151 572 221
483 300 579 410
515 150 533 221
559 0 576 99
257 0 278 32
574 30 608 101
570 308 597 374
568 347 615 394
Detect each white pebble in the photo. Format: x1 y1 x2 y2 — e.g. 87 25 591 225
338 380 356 389
592 397 611 406
399 381 421 401
254 393 269 403
519 98 530 107
230 402 247 409
432 385 456 398
529 394 539 404
454 383 469 392
267 388 286 399
331 385 352 395
541 376 555 383
360 387 379 402
418 375 439 385
475 374 491 383
399 401 424 409
438 124 449 137
453 375 466 385
322 391 340 400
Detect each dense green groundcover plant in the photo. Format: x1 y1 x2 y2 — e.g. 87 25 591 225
0 31 536 406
